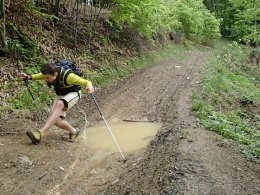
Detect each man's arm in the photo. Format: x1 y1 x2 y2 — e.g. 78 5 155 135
66 73 94 93
18 72 44 80
66 73 92 87
31 73 44 80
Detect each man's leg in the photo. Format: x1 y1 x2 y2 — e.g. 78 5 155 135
26 99 65 144
57 91 81 142
55 117 77 134
26 91 80 144
45 91 80 134
38 99 65 136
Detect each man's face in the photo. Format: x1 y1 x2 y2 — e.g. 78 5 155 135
43 72 58 83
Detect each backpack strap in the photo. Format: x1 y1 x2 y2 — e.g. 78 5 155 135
59 67 72 87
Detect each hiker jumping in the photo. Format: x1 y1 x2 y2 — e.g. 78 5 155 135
18 62 94 144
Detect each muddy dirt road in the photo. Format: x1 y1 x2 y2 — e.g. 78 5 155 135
0 50 259 195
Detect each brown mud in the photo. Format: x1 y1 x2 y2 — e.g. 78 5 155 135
0 50 259 195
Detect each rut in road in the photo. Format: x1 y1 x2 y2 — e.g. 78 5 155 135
99 50 260 195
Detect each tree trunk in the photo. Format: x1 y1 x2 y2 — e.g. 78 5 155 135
255 0 259 48
55 0 61 17
92 2 102 37
0 0 7 49
83 0 86 19
73 0 79 49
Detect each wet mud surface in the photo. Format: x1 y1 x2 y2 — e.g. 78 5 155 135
0 50 259 195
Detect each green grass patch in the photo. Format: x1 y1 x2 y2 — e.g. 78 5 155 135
9 80 53 111
192 41 260 159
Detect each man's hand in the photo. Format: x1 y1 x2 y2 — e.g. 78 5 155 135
18 72 28 80
86 86 95 93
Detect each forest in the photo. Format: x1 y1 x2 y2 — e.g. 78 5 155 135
0 1 259 194
0 0 258 52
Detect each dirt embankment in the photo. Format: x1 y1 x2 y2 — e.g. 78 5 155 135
0 50 259 195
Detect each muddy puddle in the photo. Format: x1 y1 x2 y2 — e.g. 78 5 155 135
85 121 161 161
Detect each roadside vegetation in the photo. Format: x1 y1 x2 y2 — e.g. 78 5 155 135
192 40 260 159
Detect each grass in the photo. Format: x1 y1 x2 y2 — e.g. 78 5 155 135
192 40 260 159
8 78 53 112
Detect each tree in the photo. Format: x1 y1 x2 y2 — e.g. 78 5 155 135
110 0 220 42
74 0 79 48
204 0 260 45
0 0 7 50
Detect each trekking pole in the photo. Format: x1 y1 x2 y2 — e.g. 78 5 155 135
91 93 126 162
18 69 35 100
23 77 35 100
19 71 45 121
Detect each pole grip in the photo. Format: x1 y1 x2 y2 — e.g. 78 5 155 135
91 93 102 116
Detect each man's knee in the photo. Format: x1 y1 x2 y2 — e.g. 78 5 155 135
55 118 63 126
55 99 66 110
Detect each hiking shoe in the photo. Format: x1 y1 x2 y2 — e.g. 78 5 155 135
68 129 80 142
26 130 41 144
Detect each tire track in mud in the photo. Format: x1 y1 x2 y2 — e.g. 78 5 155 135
174 127 260 195
96 50 259 195
94 51 203 123
98 51 207 194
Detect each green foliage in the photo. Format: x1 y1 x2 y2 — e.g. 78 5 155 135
230 3 259 43
25 0 58 21
173 0 221 42
111 0 220 42
201 11 221 41
3 1 56 63
205 0 260 43
30 8 59 21
7 63 51 112
9 80 53 111
5 24 43 62
111 0 170 36
6 37 39 61
193 41 260 159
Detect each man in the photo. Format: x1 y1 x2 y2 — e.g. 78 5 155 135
19 62 94 144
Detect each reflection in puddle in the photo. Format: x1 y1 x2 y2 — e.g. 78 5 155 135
85 122 161 161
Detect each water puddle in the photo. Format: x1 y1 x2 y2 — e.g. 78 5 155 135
85 121 161 161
